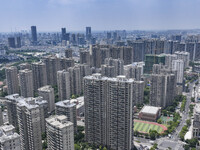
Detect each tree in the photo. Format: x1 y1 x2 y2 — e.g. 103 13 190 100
42 141 47 149
150 143 158 150
42 132 46 140
71 94 76 99
103 147 107 150
186 119 191 127
74 144 80 150
157 118 162 124
191 97 195 102
149 130 158 140
134 130 139 137
185 138 198 148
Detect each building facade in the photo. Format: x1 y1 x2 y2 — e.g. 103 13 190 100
38 85 55 113
0 125 21 150
55 100 77 132
5 66 19 95
84 74 134 150
19 69 34 98
46 115 74 150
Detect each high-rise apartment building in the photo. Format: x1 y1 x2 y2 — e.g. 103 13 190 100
186 42 195 61
150 73 176 108
0 106 3 125
19 63 31 70
55 100 77 132
34 97 48 133
195 42 200 61
57 70 71 100
65 48 73 58
8 37 16 48
105 57 124 76
43 56 60 85
68 66 81 96
101 65 115 77
31 26 37 44
46 115 74 150
133 81 144 105
5 94 21 128
192 104 200 138
132 41 145 62
31 62 47 91
121 46 133 65
38 85 55 113
164 54 177 69
124 64 143 81
19 69 34 98
80 50 90 66
0 125 21 150
79 64 91 91
144 54 166 74
59 57 75 70
172 59 184 84
44 56 75 86
17 98 42 150
5 66 19 95
174 51 190 69
84 74 134 150
16 36 21 48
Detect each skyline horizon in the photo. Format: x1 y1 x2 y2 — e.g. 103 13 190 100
1 27 200 34
1 0 200 32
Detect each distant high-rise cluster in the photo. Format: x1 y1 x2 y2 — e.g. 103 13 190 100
31 26 37 45
3 27 200 150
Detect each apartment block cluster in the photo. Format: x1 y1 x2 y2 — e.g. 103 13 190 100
1 31 198 150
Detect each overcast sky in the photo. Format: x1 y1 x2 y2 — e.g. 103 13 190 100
0 0 200 32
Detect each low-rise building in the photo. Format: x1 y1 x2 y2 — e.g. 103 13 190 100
139 106 161 122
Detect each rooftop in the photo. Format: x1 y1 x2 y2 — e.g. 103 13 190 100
84 74 134 83
0 125 20 142
56 100 76 108
140 106 161 115
46 115 73 129
38 85 53 92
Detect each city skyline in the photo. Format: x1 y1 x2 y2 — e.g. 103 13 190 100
1 0 200 32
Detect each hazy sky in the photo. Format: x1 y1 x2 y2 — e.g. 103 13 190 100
0 0 200 32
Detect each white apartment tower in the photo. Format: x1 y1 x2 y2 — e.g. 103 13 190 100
19 69 34 98
55 100 77 132
0 125 21 150
57 70 71 100
84 74 134 150
38 85 55 113
31 62 47 91
17 98 42 150
172 59 184 84
46 115 74 150
5 66 19 95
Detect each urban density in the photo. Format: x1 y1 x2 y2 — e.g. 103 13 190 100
1 0 200 150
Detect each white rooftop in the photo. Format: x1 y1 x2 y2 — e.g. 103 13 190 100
56 100 76 108
46 115 73 129
0 125 20 143
140 106 161 115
